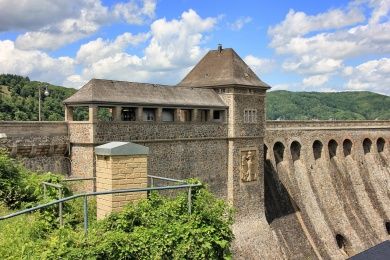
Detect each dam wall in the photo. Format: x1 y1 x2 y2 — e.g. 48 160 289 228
0 121 70 174
0 119 389 258
262 120 390 259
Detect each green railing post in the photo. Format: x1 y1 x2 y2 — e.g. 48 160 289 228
83 195 88 235
188 186 192 214
59 188 63 227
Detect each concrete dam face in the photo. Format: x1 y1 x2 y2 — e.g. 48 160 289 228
263 125 390 259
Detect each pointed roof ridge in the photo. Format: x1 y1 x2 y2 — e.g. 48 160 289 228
177 47 270 89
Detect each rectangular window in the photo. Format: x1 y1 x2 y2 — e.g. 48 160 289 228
98 107 113 122
121 107 136 121
179 109 192 122
244 109 257 123
199 109 209 122
143 108 156 121
162 108 174 122
213 110 225 122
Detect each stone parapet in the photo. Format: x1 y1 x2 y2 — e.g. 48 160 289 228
266 120 390 130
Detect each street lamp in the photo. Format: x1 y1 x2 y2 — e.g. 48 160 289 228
38 84 49 121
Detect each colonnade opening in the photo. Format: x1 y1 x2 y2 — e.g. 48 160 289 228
72 106 89 121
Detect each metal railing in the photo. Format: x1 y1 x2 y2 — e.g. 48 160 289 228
0 176 201 235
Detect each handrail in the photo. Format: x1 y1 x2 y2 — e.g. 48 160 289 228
0 182 202 234
148 175 186 185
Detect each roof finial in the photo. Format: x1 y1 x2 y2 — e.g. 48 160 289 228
217 43 223 53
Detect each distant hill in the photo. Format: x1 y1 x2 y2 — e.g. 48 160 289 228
0 74 76 121
266 90 390 120
0 74 389 121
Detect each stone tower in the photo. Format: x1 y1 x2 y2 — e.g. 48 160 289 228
178 46 270 218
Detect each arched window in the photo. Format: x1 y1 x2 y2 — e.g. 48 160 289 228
290 141 301 162
313 140 323 160
273 142 285 165
328 140 338 158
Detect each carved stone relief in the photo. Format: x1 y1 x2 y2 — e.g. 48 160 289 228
240 150 258 182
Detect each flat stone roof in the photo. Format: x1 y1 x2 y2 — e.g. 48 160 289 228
63 79 227 108
95 142 149 156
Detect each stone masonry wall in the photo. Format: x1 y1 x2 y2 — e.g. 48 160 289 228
0 122 70 174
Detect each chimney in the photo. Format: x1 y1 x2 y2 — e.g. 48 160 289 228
218 43 223 53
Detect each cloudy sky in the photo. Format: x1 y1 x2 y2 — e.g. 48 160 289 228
0 0 389 95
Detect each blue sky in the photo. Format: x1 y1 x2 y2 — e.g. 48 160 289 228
0 0 389 95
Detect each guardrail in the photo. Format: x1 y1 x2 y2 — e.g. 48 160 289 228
1 176 202 235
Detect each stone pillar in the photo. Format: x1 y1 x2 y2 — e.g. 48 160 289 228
95 142 149 220
208 109 214 122
192 109 199 122
174 108 181 122
137 107 143 121
112 106 122 121
156 107 162 122
65 105 73 121
89 105 98 123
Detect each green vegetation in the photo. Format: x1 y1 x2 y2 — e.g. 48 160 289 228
2 74 389 121
0 151 234 259
267 90 390 120
0 74 76 121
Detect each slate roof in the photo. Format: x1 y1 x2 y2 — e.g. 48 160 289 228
177 48 270 89
63 79 227 108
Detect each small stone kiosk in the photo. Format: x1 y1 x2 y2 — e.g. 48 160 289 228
95 142 149 220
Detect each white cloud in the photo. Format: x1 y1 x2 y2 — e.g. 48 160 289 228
0 40 74 84
67 9 217 87
229 17 252 31
114 0 156 24
76 32 150 65
12 0 156 50
345 58 390 94
268 1 390 94
283 56 343 75
303 75 329 87
0 1 84 31
268 7 365 48
244 55 275 75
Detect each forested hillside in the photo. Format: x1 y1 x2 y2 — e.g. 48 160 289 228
266 90 390 120
0 74 76 121
1 74 389 121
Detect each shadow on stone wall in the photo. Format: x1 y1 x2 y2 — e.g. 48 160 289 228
264 159 297 224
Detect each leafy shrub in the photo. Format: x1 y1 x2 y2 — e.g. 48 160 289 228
0 151 234 259
33 189 234 259
0 149 69 209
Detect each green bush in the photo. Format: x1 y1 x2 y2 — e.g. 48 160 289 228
32 189 234 260
0 151 234 259
0 149 69 209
